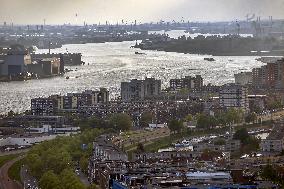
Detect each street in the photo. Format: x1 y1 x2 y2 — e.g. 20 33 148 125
0 156 24 189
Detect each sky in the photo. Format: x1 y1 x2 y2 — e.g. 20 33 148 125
0 0 284 25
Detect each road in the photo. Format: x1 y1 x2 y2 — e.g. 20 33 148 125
0 156 24 189
0 149 30 157
20 165 38 189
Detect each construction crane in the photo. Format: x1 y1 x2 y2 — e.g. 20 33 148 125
246 13 255 22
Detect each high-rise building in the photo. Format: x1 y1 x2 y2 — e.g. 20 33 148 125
121 78 161 101
31 98 57 116
219 83 249 110
234 72 252 85
170 75 203 91
252 59 284 89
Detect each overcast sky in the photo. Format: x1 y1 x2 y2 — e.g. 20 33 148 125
0 0 284 25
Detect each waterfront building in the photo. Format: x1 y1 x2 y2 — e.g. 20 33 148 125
234 72 252 85
67 88 109 108
31 98 57 116
30 88 109 114
170 75 203 91
0 50 31 76
121 78 161 101
252 58 284 89
219 84 249 110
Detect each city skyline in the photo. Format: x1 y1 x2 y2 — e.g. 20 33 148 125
1 0 284 25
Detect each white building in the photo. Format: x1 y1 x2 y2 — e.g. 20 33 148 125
26 125 80 134
219 84 249 110
234 72 252 86
0 134 61 147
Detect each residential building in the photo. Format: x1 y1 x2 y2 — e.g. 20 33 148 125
225 139 241 153
252 58 284 89
219 84 249 110
31 98 57 116
121 78 161 101
234 72 252 85
170 75 203 91
261 122 284 152
92 135 128 161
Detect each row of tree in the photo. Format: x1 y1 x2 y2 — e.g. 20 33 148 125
25 128 104 189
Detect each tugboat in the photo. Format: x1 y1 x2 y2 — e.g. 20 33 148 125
204 57 215 61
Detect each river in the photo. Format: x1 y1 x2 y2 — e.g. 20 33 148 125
0 38 264 114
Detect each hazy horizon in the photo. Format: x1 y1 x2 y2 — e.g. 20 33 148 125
0 0 284 25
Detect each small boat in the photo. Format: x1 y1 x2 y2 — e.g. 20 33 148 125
204 57 215 61
135 52 146 55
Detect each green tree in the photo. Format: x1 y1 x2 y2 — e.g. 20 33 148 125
168 119 183 133
214 139 226 145
196 113 216 129
233 128 250 144
60 169 86 189
245 112 257 123
184 114 193 122
109 113 132 131
88 184 100 189
225 108 244 125
136 143 145 153
140 112 153 128
39 171 63 189
261 164 277 180
79 156 89 174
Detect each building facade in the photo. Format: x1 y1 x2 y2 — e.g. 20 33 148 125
234 72 252 86
170 75 203 91
219 84 249 110
121 78 161 101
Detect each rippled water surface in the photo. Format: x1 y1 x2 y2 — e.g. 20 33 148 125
0 40 264 113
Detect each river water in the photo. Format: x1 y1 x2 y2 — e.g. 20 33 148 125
0 34 264 113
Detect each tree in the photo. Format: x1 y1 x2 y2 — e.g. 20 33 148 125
60 169 86 189
261 164 277 180
140 112 153 128
136 143 145 153
88 184 100 189
79 156 89 174
184 114 193 122
245 112 257 123
214 139 226 145
225 108 244 125
39 171 63 189
109 113 132 131
233 128 250 144
196 113 217 129
168 119 183 133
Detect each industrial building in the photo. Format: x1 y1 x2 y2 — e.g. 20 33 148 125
0 47 32 76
